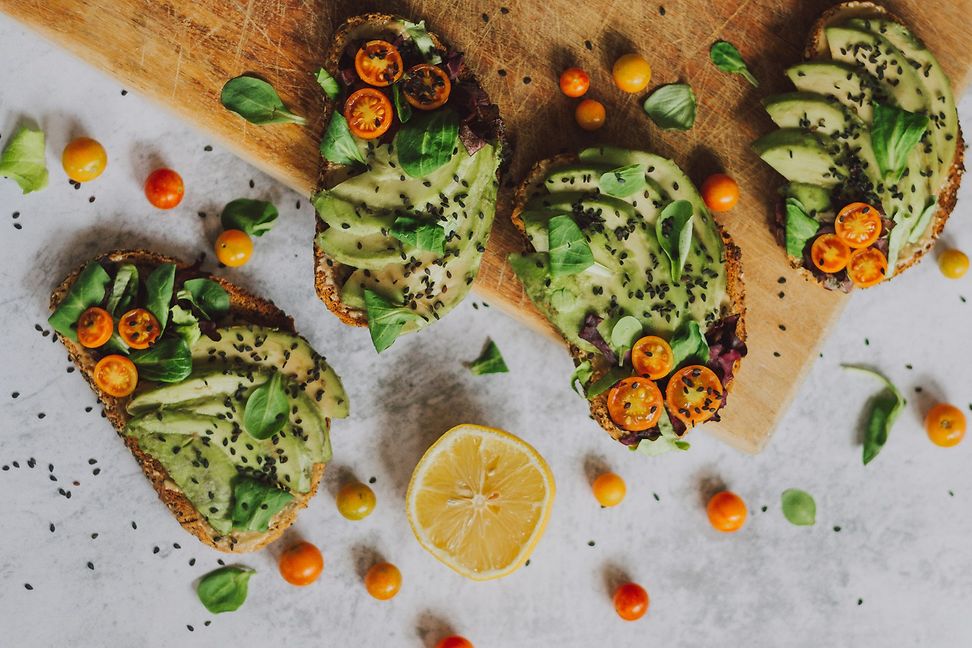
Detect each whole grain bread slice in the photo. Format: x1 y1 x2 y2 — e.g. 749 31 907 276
51 250 326 553
511 155 747 443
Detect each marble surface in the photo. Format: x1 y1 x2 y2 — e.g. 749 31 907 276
1 12 971 648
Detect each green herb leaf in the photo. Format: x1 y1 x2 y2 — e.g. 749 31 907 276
586 366 632 399
870 102 929 182
784 197 820 258
598 164 646 198
320 113 366 166
196 566 254 614
390 215 446 254
467 339 509 375
169 304 201 348
144 264 176 331
48 262 111 340
220 198 279 237
395 109 460 177
0 126 48 194
570 360 594 396
670 320 709 369
709 41 759 87
177 278 230 320
392 83 412 124
643 84 697 131
314 68 340 100
230 477 294 532
656 200 695 282
610 316 643 363
548 215 594 276
781 488 816 526
243 371 289 440
634 409 690 456
842 365 906 465
402 20 442 64
220 75 306 125
363 289 422 353
131 337 192 383
105 263 139 316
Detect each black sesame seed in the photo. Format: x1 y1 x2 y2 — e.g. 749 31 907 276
523 76 532 84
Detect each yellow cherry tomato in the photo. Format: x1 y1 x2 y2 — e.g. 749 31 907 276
939 249 969 279
592 472 626 507
701 174 740 212
215 229 253 267
336 481 376 520
62 137 107 182
364 562 402 600
612 54 652 93
707 490 746 532
575 99 606 131
925 403 966 447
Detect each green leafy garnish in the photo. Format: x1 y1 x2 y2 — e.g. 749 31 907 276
643 84 697 131
177 278 230 320
634 410 690 456
0 126 48 194
105 263 138 316
842 365 906 466
320 113 366 166
548 215 594 276
169 304 201 348
144 264 176 331
220 75 306 125
610 316 643 363
784 197 820 258
467 339 509 375
196 566 253 614
395 109 460 178
220 198 279 237
598 164 646 198
656 200 695 282
130 337 192 383
48 262 111 340
870 102 929 182
586 366 632 399
781 489 816 526
392 83 413 124
243 371 289 440
390 215 446 254
669 320 709 368
709 41 759 87
570 360 594 396
230 477 294 531
314 68 340 101
402 20 442 64
363 289 422 353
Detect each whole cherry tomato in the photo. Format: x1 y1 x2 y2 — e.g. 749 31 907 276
144 168 184 209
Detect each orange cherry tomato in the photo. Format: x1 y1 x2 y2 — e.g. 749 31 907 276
144 168 184 209
559 67 590 98
707 490 747 532
215 229 253 267
278 541 324 586
93 354 138 397
665 365 724 427
592 472 626 507
835 202 882 249
607 377 664 431
401 64 452 110
631 335 674 380
925 403 966 447
435 637 474 648
701 173 740 212
810 233 851 273
846 247 888 288
117 308 161 350
344 88 394 139
354 40 404 87
76 306 113 349
612 54 652 93
364 562 402 600
613 582 649 621
62 137 107 183
575 99 606 131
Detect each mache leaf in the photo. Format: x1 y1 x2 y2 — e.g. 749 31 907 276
0 126 48 193
220 76 306 125
402 20 442 64
842 364 906 465
314 68 340 100
570 360 594 396
395 109 460 178
320 113 366 166
467 339 509 375
656 200 695 282
870 102 929 182
643 84 697 131
48 262 111 340
243 371 289 440
220 198 279 237
105 263 139 316
669 320 709 369
177 278 230 320
548 215 594 276
144 264 176 331
390 215 446 254
709 40 759 87
363 289 422 353
196 566 254 614
230 477 294 532
784 197 821 258
609 316 643 364
598 164 646 198
586 366 632 399
130 337 192 383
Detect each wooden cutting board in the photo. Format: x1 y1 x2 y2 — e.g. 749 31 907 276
4 0 970 452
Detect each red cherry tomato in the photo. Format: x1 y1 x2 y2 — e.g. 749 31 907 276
435 637 474 648
278 541 324 586
613 582 649 621
144 168 184 209
559 67 590 97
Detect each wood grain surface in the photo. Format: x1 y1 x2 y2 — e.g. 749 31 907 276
3 0 970 451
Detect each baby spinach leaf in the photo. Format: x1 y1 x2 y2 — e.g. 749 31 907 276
177 278 230 320
320 113 366 166
131 337 192 383
709 40 759 87
467 339 509 375
392 83 412 124
610 316 643 363
144 264 176 331
390 215 445 254
230 477 294 532
243 371 289 440
548 215 594 276
598 164 646 198
0 126 48 194
395 109 460 178
220 75 306 125
784 197 820 258
670 320 709 368
586 366 632 399
781 489 816 526
105 263 138 316
643 84 697 131
48 262 111 339
220 198 279 237
169 304 201 348
363 289 422 353
656 200 695 282
402 20 442 64
842 364 906 465
871 102 929 182
570 360 594 396
314 68 340 100
196 566 254 614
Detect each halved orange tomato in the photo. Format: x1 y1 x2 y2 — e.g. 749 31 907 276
846 247 888 288
77 306 113 348
810 233 851 273
354 40 404 87
835 202 882 249
607 377 664 431
665 365 723 427
344 88 394 140
402 64 451 110
93 354 138 397
631 336 674 380
118 308 161 350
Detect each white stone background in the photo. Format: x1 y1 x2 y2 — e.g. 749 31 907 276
1 11 970 648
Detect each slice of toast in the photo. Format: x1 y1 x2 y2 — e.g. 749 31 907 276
51 250 325 553
511 155 747 444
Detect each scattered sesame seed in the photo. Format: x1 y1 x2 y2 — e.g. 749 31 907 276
203 145 213 152
833 525 841 532
523 76 532 84
121 89 128 96
584 40 593 50
24 583 33 590
87 562 94 570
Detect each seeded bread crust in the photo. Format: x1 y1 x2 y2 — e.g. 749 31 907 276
313 13 508 326
50 250 326 553
511 155 747 443
780 1 965 287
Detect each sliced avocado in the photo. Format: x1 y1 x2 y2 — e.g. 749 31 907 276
786 61 874 122
524 192 640 231
784 183 832 216
316 227 404 270
752 129 848 188
763 92 855 137
313 191 395 236
826 26 926 113
128 371 266 415
544 164 613 193
519 209 562 252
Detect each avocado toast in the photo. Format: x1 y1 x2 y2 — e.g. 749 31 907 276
753 1 964 291
49 250 348 552
509 148 746 453
313 14 506 351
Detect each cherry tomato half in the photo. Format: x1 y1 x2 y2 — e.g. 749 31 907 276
925 403 966 448
810 233 851 273
145 168 184 209
707 490 747 532
613 582 650 621
93 354 138 398
592 472 626 507
435 637 474 648
215 229 253 267
559 67 590 98
278 541 324 586
612 54 651 93
364 562 402 600
665 365 724 427
62 137 107 183
939 249 969 279
846 246 887 288
631 335 674 380
118 308 161 350
344 88 394 139
354 40 404 87
575 99 606 131
607 377 664 431
835 202 882 249
402 64 452 111
76 306 113 349
336 481 376 520
701 173 739 212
